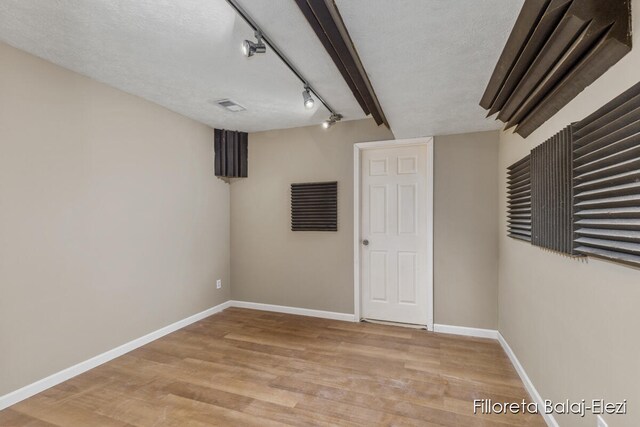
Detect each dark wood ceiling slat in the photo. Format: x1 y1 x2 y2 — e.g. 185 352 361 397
293 0 387 127
292 0 369 115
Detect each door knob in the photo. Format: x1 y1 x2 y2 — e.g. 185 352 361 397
362 239 369 246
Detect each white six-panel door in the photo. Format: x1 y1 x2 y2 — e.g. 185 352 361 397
360 144 429 325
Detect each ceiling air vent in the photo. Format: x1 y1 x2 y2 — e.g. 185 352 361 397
215 99 246 112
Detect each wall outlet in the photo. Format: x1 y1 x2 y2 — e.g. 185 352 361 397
597 415 608 427
216 279 222 289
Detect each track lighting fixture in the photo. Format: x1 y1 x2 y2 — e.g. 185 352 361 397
226 0 342 129
322 113 342 129
241 30 266 57
302 86 315 109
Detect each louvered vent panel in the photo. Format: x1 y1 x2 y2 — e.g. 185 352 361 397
507 156 532 241
573 82 640 266
214 129 248 178
291 182 337 231
480 0 631 137
530 126 574 254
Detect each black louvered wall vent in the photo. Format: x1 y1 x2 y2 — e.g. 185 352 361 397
481 0 632 137
573 81 640 267
531 126 575 254
291 182 337 232
214 129 248 178
507 155 532 242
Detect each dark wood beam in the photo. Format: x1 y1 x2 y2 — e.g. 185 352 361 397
294 0 389 127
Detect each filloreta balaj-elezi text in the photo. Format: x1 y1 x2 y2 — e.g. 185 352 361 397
474 399 627 417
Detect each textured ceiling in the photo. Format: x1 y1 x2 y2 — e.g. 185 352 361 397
0 1 524 137
335 0 524 139
0 0 365 133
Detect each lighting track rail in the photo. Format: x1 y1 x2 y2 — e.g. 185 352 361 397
225 0 341 125
293 0 387 128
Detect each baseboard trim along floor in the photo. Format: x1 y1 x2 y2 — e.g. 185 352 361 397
432 323 557 427
0 300 232 410
497 332 559 427
0 300 557 427
433 323 499 339
229 300 356 322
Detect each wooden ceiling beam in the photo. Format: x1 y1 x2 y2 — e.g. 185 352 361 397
294 0 388 127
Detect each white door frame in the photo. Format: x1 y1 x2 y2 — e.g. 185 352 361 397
353 137 434 330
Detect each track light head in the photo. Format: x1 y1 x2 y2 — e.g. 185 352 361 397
322 113 342 129
242 31 266 57
302 86 315 109
241 39 252 56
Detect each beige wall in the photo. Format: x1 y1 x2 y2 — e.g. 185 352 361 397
231 123 499 329
435 131 499 329
498 1 640 425
0 42 230 395
230 119 393 313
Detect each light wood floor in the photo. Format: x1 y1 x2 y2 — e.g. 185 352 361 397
0 308 545 426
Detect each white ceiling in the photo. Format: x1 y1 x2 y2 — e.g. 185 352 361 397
335 0 524 138
0 0 365 133
0 1 524 137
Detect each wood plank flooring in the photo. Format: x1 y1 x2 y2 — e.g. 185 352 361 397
0 308 545 426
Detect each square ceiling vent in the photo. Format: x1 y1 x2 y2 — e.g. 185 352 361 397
214 99 246 112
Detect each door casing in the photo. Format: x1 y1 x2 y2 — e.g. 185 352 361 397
353 137 434 330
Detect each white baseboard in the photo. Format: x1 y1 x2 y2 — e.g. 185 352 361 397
433 323 499 339
229 300 356 322
1 300 555 427
0 300 353 410
498 333 558 427
432 325 556 427
0 300 232 411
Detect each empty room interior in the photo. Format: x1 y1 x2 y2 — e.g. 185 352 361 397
1 1 639 426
